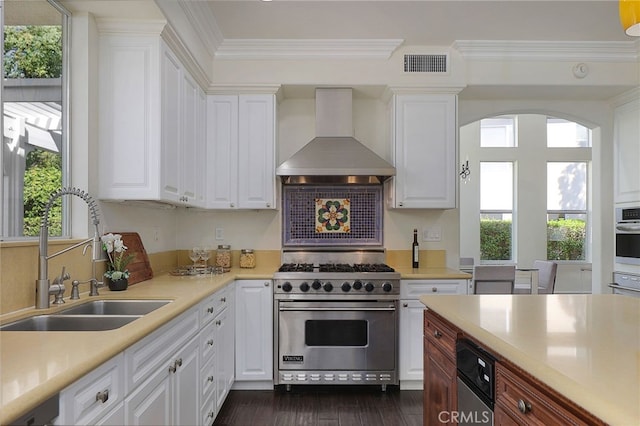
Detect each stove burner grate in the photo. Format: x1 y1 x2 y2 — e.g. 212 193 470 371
278 263 396 273
278 263 314 273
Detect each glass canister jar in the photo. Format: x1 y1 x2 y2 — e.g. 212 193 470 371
239 249 256 269
215 245 232 271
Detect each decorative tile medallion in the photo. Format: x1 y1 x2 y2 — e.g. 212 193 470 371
315 198 350 233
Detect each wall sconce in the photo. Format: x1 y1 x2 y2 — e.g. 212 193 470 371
620 0 640 36
459 159 470 182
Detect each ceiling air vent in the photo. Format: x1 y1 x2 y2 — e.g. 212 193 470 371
404 54 448 73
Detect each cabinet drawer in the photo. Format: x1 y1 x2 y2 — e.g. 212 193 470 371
495 362 603 426
424 310 457 360
125 307 199 393
200 357 216 403
401 279 467 298
58 354 124 426
200 285 231 327
199 319 217 364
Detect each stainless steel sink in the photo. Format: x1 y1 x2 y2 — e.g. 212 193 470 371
0 315 141 331
58 299 172 316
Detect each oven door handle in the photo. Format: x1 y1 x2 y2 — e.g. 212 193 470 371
279 306 396 312
616 223 640 232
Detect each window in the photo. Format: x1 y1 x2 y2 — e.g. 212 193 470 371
547 118 591 148
547 162 587 260
480 162 513 261
1 0 68 239
480 116 516 147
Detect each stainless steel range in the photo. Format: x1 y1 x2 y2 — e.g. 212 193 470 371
273 249 400 391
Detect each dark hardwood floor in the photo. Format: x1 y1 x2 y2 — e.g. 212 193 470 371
213 385 422 426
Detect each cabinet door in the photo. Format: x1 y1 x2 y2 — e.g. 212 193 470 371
399 300 425 385
125 369 172 426
235 280 273 383
173 336 200 426
180 71 199 204
94 403 125 426
238 95 276 209
614 98 640 203
391 94 457 209
206 95 239 208
423 338 457 425
160 44 182 203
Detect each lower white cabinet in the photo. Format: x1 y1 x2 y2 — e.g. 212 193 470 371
57 354 125 425
234 280 273 389
399 279 467 389
55 283 238 426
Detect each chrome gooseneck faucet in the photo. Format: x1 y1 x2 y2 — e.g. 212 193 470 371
36 187 104 309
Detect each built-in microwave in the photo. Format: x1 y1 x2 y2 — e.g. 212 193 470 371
615 207 640 265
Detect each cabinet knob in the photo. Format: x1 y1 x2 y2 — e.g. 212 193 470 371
207 339 214 346
230 203 235 208
266 203 271 208
517 399 532 414
402 303 408 308
207 375 214 382
398 202 404 207
434 330 442 339
220 297 226 303
207 307 214 314
95 389 109 404
264 282 270 287
432 287 438 292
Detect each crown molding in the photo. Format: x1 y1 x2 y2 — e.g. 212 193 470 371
453 40 639 62
206 84 282 97
95 18 166 36
177 0 223 54
214 39 404 60
161 24 210 91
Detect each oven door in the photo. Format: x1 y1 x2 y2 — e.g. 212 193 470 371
277 300 397 371
615 224 640 265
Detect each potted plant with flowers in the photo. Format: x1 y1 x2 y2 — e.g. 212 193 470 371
102 233 135 291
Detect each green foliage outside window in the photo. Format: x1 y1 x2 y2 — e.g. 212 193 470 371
23 150 62 236
480 218 586 261
547 219 586 261
480 219 512 261
4 26 62 78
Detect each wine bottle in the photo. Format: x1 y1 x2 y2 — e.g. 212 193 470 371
412 228 419 268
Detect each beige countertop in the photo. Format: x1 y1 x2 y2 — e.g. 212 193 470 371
0 266 275 425
419 294 640 426
0 263 467 424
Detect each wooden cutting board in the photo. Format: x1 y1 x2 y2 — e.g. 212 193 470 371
108 232 153 285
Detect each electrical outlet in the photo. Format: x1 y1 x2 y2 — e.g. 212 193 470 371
423 226 442 242
153 226 159 242
215 227 224 241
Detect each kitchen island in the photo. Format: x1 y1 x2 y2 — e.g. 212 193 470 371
420 294 640 425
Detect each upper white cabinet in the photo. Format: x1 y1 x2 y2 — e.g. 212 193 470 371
386 93 457 209
614 95 640 204
206 94 277 209
98 28 206 207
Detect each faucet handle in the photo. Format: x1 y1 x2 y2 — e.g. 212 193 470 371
70 280 81 300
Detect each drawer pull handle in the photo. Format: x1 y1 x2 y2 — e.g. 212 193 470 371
207 339 214 346
403 303 408 308
432 287 438 292
208 411 215 419
216 320 221 326
169 363 177 373
434 330 442 339
518 399 532 414
175 358 183 367
221 297 226 303
95 390 109 404
208 375 214 382
207 307 214 314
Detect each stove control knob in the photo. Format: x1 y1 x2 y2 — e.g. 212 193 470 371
312 280 322 290
282 282 293 292
300 282 310 292
365 282 375 292
382 282 393 292
323 282 333 292
341 282 351 292
353 280 363 290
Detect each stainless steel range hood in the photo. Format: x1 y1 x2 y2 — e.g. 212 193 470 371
276 88 395 184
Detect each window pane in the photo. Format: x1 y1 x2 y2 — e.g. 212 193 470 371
547 117 591 147
480 162 513 210
547 162 587 211
480 116 515 147
547 213 586 261
480 213 512 261
2 1 65 238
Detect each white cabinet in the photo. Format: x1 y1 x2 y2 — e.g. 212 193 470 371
387 93 457 209
206 94 276 209
57 354 125 426
399 279 467 389
234 280 273 389
614 96 640 204
98 29 206 207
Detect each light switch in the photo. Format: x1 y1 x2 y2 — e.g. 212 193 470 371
423 226 442 242
215 228 224 240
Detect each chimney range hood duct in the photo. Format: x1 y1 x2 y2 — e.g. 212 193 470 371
276 88 396 184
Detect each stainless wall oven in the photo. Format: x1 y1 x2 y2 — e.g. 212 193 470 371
615 206 640 265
